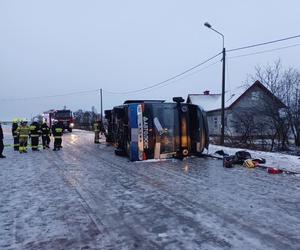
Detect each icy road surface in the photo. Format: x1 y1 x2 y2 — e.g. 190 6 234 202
1 128 300 250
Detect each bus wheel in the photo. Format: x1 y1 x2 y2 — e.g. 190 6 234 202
182 149 189 156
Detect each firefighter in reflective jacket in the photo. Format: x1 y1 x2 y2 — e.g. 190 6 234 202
12 119 19 151
16 120 30 153
93 120 101 143
41 121 51 149
30 118 41 151
52 120 63 151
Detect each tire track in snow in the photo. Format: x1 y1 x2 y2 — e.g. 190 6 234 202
51 130 300 249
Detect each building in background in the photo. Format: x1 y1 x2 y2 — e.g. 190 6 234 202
187 81 286 145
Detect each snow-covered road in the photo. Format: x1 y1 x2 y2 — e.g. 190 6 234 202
1 128 300 249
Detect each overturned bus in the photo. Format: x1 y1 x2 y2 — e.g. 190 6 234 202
105 98 209 161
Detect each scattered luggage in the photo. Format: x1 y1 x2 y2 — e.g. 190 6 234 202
223 155 234 168
243 159 256 168
211 149 299 175
234 151 252 164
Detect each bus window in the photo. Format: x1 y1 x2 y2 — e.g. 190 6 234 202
151 104 179 155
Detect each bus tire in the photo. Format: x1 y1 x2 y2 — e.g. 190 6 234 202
182 149 189 156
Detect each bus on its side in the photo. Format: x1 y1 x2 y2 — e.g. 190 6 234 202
105 99 209 161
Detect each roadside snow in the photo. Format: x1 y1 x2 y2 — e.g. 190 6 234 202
208 144 300 173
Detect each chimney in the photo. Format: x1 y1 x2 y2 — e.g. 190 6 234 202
203 90 210 95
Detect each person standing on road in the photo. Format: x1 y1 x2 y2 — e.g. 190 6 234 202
30 118 41 151
16 120 30 153
99 119 105 139
93 119 101 144
52 120 63 151
41 120 51 149
12 119 19 151
0 122 6 158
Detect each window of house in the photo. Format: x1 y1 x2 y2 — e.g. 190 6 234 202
251 91 260 101
214 117 218 129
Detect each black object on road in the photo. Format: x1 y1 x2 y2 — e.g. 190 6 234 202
0 122 6 158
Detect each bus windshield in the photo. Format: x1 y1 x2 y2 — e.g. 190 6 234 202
150 103 179 154
55 110 72 119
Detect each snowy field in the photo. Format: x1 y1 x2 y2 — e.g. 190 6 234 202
0 126 300 249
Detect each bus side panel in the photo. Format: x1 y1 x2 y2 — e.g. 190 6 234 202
142 104 155 160
128 104 143 161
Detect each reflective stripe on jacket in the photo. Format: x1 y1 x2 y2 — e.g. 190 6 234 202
41 124 51 135
93 123 100 132
55 128 63 133
16 126 30 137
30 122 41 136
52 124 63 137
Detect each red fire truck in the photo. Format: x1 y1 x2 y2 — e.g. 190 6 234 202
42 109 74 132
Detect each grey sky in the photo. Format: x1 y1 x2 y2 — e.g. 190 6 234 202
1 0 300 120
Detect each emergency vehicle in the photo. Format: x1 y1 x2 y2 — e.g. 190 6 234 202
42 109 74 132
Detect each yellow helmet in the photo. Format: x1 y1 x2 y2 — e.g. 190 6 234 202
243 159 255 168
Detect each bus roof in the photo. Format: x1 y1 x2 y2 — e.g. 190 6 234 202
123 100 165 104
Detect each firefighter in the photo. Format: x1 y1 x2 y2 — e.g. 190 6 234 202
12 119 19 151
93 119 101 143
41 120 51 149
99 119 105 138
0 122 5 158
16 120 30 153
52 120 63 151
30 118 41 151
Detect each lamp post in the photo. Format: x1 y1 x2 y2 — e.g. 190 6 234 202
100 88 103 120
204 22 226 145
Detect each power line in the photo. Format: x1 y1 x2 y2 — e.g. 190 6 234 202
1 52 222 100
125 59 222 95
0 89 99 102
228 43 300 59
103 52 222 95
227 34 300 52
3 35 300 101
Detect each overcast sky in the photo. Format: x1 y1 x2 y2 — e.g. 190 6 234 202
1 0 300 120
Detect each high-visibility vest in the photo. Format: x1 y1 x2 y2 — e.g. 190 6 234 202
30 123 41 137
41 124 51 135
93 122 100 132
52 125 63 138
16 126 30 138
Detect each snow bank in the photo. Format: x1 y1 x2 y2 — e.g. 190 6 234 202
208 144 300 173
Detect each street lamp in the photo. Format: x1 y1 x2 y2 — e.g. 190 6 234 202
204 22 226 145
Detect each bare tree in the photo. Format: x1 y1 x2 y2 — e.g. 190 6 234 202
230 108 256 146
230 103 278 150
246 59 300 150
282 68 300 146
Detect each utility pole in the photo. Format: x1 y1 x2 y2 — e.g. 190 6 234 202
221 47 226 145
100 88 103 120
204 22 226 145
